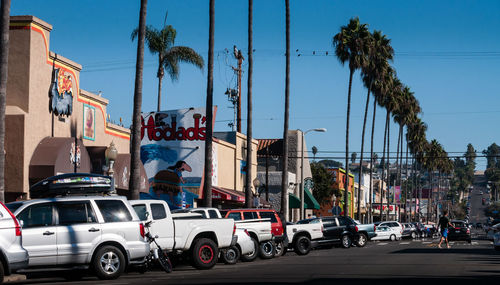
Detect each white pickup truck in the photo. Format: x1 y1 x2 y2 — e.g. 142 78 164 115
285 222 324 255
129 200 236 270
173 207 273 262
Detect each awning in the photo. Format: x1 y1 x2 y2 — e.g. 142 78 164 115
112 153 149 193
289 193 301 208
304 188 321 209
212 186 245 203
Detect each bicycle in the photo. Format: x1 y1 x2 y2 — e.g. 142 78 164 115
141 220 173 273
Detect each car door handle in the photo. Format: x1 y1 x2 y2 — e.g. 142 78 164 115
88 228 100 232
43 231 55 236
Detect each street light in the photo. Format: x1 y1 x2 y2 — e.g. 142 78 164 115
300 128 327 220
105 141 118 192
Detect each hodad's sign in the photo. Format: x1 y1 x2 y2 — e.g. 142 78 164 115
140 107 215 208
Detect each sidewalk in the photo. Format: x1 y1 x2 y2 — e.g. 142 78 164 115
3 274 26 283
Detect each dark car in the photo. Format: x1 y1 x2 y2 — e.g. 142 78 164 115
402 223 418 239
297 216 358 248
448 220 471 243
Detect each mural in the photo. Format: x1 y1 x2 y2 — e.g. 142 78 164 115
49 68 73 116
83 104 95 141
140 107 212 209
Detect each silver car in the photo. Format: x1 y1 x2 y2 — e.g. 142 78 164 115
7 196 149 280
0 202 29 282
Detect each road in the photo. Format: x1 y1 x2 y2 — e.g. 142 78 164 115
469 174 488 225
15 234 499 285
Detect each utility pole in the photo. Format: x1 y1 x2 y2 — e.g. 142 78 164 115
232 45 244 133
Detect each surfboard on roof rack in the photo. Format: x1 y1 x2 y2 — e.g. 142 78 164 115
30 173 114 198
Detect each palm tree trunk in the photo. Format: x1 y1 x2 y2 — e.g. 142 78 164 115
399 125 403 220
405 134 409 222
357 81 372 221
157 62 163 112
369 96 377 223
245 0 253 208
203 0 215 207
280 0 290 219
385 111 390 221
380 113 388 221
344 68 354 218
129 0 148 200
395 124 401 220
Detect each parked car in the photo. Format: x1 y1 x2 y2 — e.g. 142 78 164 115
171 207 254 264
402 223 418 239
411 222 426 237
448 220 471 243
352 220 377 247
297 216 358 248
371 226 402 241
375 221 403 237
130 200 236 270
285 221 323 255
0 202 29 283
7 196 150 280
221 209 284 259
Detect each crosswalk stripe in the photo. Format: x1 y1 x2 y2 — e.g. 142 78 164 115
378 243 388 245
400 242 410 245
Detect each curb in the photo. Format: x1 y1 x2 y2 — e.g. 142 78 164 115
3 274 27 283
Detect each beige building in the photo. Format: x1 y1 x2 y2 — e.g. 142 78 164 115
5 16 148 201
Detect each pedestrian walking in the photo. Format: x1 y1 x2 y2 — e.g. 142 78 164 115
437 210 453 249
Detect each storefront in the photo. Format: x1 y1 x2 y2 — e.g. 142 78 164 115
5 16 148 201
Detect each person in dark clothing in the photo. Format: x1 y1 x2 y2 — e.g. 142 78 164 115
438 210 453 249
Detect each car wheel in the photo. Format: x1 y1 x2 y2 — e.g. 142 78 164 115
92 245 126 280
240 237 259 262
0 259 4 284
341 235 352 249
274 241 285 257
467 239 472 244
355 233 368 247
390 234 396 241
220 245 240 265
294 235 312 255
411 232 417 239
191 238 218 270
259 241 276 259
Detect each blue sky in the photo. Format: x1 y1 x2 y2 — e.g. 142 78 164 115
11 0 500 169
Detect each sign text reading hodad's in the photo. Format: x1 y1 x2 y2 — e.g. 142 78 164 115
141 112 207 141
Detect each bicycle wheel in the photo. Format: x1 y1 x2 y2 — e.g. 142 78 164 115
157 250 173 273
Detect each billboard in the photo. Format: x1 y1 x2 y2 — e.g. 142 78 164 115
140 107 213 208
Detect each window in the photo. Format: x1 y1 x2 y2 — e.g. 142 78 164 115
227 212 242 221
151 204 167 220
95 200 132 223
321 218 336 227
243 211 258 220
18 203 53 228
208 210 219 219
132 204 148 221
193 210 207 218
337 217 348 226
57 201 97 225
259 211 277 223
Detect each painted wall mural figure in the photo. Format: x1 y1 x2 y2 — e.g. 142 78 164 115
49 68 73 116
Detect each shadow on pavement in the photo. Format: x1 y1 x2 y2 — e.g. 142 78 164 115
390 248 500 255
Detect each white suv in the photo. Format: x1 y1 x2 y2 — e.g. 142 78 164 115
0 202 29 283
7 196 149 280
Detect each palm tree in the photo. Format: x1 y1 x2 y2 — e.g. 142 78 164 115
245 0 254 208
132 25 204 112
333 17 370 217
203 0 215 207
129 0 148 200
407 118 428 221
0 0 11 203
360 30 393 221
281 0 290 218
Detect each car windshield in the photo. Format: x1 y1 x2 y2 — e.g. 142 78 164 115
5 202 23 213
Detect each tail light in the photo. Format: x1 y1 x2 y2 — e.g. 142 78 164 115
355 226 359 232
233 223 236 235
1 202 21 237
139 223 145 238
321 225 324 232
374 225 376 232
244 229 250 236
466 228 470 234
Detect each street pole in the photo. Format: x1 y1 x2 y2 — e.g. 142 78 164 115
300 131 305 220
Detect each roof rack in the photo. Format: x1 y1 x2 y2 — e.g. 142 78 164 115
30 173 115 198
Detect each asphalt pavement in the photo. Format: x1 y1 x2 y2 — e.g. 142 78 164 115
12 233 499 285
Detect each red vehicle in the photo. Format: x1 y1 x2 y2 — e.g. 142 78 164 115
221 209 287 257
